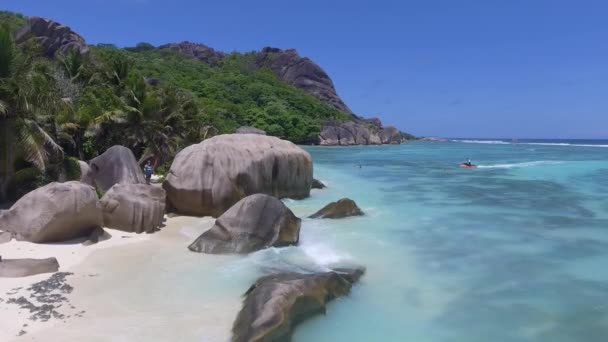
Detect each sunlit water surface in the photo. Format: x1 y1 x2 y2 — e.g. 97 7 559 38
71 140 608 342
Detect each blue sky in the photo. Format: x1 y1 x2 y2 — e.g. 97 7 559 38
3 0 608 138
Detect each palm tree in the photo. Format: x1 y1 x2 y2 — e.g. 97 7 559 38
53 49 103 159
0 25 63 202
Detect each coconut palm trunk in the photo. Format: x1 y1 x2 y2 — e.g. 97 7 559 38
0 118 16 203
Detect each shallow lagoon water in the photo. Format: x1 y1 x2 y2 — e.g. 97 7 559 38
182 140 608 341
51 141 608 342
288 141 608 342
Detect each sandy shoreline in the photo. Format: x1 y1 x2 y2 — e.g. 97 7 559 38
0 215 239 342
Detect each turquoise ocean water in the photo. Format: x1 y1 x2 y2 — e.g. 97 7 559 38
285 140 608 341
83 140 608 341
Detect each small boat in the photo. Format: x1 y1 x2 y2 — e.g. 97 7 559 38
460 163 477 168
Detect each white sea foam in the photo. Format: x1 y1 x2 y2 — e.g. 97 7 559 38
520 142 608 148
451 139 608 148
452 139 510 144
477 160 562 169
301 242 351 265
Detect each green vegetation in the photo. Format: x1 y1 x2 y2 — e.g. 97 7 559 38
0 11 349 202
0 11 26 32
99 46 348 141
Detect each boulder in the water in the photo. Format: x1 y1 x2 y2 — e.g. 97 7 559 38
0 257 59 277
100 184 166 234
0 181 102 243
163 134 312 217
309 198 364 219
89 145 146 193
188 194 300 254
232 267 365 342
312 178 326 189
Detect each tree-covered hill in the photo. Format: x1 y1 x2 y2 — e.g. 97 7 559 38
0 12 350 202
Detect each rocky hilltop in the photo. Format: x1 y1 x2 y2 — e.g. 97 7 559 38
318 119 403 145
159 41 225 65
162 43 414 145
14 16 88 57
253 47 354 116
9 14 414 146
167 43 413 144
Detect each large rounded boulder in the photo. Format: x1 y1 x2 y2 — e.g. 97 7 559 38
188 194 300 254
164 134 313 217
100 184 166 234
309 198 364 219
0 182 102 243
232 267 365 342
89 145 146 193
78 160 96 187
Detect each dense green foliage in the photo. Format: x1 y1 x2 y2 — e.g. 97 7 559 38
0 11 26 32
96 46 348 141
0 11 349 202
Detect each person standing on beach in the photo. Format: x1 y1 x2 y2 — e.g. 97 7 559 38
144 160 153 185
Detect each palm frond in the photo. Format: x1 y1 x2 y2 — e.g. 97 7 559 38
0 99 7 116
85 123 102 138
12 166 41 185
17 119 64 172
27 119 63 155
56 130 76 148
19 126 48 171
0 25 16 78
95 110 127 125
60 122 80 131
122 105 141 114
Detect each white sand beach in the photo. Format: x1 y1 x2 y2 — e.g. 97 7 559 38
0 215 242 342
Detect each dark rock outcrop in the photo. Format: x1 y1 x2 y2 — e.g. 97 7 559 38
309 198 364 219
160 41 225 65
319 121 403 146
163 134 312 217
0 257 60 278
379 126 402 144
236 126 266 135
0 181 102 243
312 178 326 189
100 184 166 233
82 227 109 246
89 145 146 193
14 17 89 57
188 194 300 254
232 267 365 342
254 47 353 115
